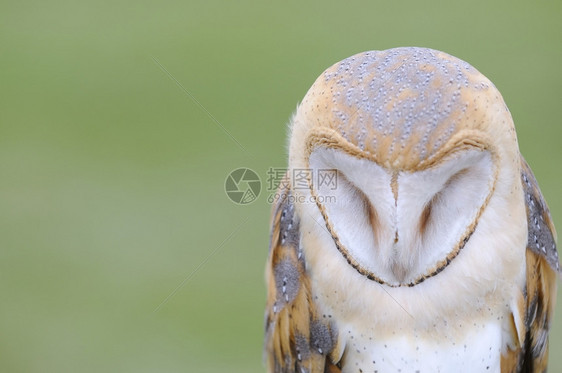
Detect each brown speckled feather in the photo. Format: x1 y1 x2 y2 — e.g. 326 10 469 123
265 174 340 373
503 157 559 373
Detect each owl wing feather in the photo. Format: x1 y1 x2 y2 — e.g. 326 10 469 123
504 156 559 372
265 173 340 373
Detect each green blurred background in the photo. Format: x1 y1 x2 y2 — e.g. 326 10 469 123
1 0 560 371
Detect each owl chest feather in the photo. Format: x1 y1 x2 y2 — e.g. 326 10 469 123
340 321 504 373
313 276 514 373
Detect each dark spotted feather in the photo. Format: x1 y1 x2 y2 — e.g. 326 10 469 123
264 174 340 373
503 157 559 373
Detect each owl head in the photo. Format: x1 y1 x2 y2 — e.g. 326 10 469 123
288 47 526 287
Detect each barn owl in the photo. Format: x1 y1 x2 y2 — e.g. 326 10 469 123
264 47 559 373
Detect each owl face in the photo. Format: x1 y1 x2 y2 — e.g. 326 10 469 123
289 48 525 287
